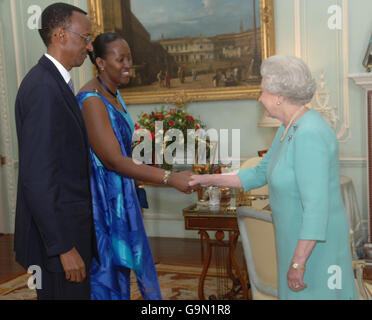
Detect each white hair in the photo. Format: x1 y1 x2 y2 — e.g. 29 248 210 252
260 55 317 105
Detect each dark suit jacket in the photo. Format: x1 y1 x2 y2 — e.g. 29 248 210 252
14 55 98 273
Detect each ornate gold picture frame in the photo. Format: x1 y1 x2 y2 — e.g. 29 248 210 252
88 0 275 106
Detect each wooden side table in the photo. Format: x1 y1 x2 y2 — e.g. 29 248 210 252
183 204 249 300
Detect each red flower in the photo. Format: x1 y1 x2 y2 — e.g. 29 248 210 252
170 108 175 115
143 113 148 117
195 124 200 130
134 123 141 130
157 114 165 120
186 115 194 121
169 120 175 126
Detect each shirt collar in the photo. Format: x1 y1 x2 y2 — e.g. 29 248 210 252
44 53 71 84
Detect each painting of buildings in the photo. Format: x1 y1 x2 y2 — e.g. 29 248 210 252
99 0 262 93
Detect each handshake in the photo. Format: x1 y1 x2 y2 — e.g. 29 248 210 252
167 171 202 194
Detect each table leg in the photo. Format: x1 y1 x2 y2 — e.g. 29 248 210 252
226 232 234 282
198 230 212 300
228 231 249 299
198 231 206 263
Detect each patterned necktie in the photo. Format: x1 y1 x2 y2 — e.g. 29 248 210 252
68 78 75 94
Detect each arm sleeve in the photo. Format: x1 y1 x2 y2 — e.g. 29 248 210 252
237 152 271 192
237 126 283 192
20 84 74 257
294 129 330 241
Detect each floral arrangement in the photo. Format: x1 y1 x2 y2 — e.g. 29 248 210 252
134 105 205 137
132 105 208 169
132 106 226 174
192 163 222 174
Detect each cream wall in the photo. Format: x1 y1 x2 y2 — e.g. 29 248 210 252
0 0 370 239
133 0 371 238
130 0 372 236
0 0 92 233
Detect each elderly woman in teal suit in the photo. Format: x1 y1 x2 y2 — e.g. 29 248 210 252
189 55 359 300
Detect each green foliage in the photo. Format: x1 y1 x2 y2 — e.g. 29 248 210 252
132 105 207 170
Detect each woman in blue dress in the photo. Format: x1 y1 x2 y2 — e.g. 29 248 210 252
189 55 359 300
76 33 195 300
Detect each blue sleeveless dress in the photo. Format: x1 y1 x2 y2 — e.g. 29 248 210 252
76 91 162 300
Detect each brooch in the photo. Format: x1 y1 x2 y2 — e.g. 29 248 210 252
287 124 299 142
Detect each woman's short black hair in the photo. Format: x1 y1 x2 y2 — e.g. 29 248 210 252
88 33 124 70
38 3 87 47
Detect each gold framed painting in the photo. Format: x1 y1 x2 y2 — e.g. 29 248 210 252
88 0 275 106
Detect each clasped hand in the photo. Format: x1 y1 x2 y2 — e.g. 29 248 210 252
169 171 200 194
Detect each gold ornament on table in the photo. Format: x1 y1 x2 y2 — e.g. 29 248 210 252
219 188 231 209
235 189 253 207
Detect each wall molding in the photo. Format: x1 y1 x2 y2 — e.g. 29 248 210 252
13 157 367 169
293 0 301 57
10 0 22 87
238 157 366 168
339 157 367 168
295 0 351 142
337 0 351 142
0 21 17 233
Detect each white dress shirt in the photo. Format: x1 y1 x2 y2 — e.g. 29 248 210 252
44 53 71 84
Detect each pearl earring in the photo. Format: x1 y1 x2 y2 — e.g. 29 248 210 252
277 101 281 105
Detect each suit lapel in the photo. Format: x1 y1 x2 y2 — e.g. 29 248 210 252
38 56 89 146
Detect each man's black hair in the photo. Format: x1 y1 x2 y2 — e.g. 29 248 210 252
38 2 87 47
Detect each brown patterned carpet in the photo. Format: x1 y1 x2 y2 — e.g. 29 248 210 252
0 264 241 300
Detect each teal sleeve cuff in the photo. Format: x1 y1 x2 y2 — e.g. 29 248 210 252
237 167 267 192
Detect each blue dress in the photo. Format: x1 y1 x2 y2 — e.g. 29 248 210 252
238 110 359 300
76 91 162 300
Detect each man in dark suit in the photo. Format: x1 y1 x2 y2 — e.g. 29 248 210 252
14 3 98 300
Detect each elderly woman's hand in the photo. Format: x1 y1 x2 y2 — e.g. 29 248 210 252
189 174 212 188
287 264 307 292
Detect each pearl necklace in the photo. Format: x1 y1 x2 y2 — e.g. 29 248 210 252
280 106 306 142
